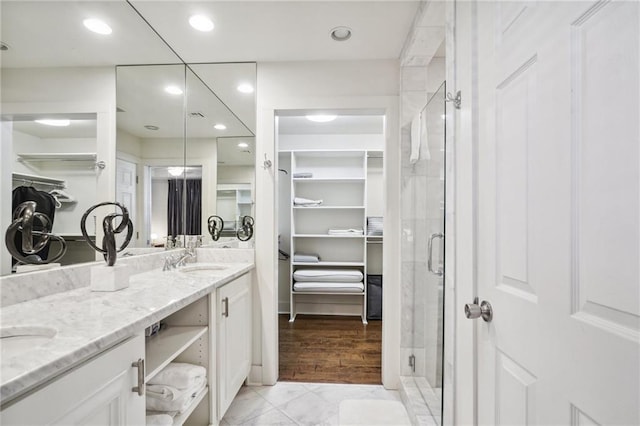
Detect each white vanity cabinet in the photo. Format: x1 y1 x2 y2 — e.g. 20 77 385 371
216 272 252 419
0 335 145 425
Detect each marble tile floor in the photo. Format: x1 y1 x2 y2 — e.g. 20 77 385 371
220 381 427 425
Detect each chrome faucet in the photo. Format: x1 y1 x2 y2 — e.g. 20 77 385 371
162 249 195 271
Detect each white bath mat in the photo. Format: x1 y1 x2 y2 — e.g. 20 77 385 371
339 399 411 425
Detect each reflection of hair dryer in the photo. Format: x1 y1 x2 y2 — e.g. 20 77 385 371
207 215 224 241
237 215 254 241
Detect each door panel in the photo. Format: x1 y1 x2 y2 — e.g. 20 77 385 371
474 1 639 424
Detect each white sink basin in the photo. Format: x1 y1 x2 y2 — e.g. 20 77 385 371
1 326 57 358
178 263 229 277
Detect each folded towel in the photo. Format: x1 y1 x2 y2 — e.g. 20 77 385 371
145 414 174 426
293 197 323 206
148 362 207 389
328 228 364 235
293 269 364 282
146 380 206 414
293 172 313 178
147 377 206 401
293 253 320 263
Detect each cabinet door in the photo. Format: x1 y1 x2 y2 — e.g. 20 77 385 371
1 335 145 426
217 273 252 418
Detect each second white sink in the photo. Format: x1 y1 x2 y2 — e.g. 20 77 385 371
1 326 57 358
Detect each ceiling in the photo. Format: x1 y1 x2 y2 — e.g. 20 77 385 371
1 1 421 163
1 1 419 67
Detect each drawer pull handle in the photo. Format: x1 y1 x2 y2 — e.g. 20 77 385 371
132 358 145 396
222 297 229 317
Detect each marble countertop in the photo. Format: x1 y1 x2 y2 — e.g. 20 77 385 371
0 261 254 405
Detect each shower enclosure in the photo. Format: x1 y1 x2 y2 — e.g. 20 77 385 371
401 81 446 424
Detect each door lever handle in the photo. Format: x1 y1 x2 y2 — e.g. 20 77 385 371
465 297 493 322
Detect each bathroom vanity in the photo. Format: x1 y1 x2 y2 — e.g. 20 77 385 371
0 250 254 425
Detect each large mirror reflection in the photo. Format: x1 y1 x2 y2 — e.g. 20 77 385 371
1 0 256 275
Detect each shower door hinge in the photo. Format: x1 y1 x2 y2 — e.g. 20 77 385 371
408 354 416 373
445 90 462 109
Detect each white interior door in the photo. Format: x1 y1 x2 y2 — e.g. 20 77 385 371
471 1 640 424
116 158 137 247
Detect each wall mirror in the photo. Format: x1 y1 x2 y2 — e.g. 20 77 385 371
1 1 256 275
115 63 255 249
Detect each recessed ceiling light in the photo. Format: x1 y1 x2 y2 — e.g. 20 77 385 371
330 26 352 42
306 114 337 123
189 14 214 32
237 83 254 94
35 119 71 127
83 18 112 35
238 142 249 148
168 167 184 177
165 85 183 95
144 125 159 131
214 123 227 130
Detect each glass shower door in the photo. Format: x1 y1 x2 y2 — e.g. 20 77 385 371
412 81 446 423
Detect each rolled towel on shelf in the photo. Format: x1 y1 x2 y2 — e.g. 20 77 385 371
147 377 206 401
145 413 174 426
293 197 323 206
146 379 206 413
293 253 320 263
148 362 207 389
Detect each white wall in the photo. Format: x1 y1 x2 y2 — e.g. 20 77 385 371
255 59 401 387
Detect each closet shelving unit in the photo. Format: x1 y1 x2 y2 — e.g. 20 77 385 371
16 152 104 170
289 150 369 323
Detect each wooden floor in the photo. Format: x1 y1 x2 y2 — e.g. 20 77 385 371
278 314 382 385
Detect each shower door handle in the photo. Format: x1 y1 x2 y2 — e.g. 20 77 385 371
427 232 444 277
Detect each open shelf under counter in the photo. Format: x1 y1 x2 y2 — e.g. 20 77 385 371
292 291 365 296
144 326 208 382
171 385 209 426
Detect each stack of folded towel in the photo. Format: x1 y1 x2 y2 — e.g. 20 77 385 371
293 252 320 263
145 413 173 425
146 362 207 417
293 197 323 207
327 228 364 235
293 172 313 178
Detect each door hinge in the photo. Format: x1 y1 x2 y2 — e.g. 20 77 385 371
408 354 416 373
445 90 462 109
136 175 139 184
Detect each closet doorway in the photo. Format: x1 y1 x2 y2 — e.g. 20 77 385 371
276 110 385 384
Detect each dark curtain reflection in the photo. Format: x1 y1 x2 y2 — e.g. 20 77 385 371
167 179 183 238
167 178 202 237
185 179 202 235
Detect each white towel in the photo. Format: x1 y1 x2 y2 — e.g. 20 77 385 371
293 197 323 206
421 107 431 161
328 228 364 235
148 362 206 389
410 112 421 164
147 377 206 401
146 380 206 413
145 414 174 426
293 253 320 263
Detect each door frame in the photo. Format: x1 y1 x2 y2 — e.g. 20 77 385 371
255 94 401 388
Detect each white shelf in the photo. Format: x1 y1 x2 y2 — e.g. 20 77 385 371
12 172 66 188
17 152 97 162
292 261 365 266
293 291 365 296
171 385 209 426
293 178 365 183
293 234 364 238
145 326 208 382
293 206 365 210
